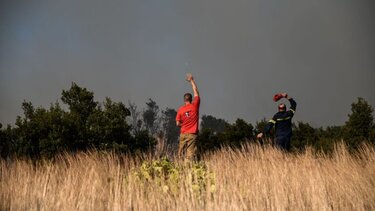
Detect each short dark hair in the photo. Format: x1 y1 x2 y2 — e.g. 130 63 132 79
184 93 192 103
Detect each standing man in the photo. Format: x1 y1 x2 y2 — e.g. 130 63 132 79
176 73 200 160
257 93 297 151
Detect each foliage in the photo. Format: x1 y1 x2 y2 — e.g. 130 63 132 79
134 157 215 195
254 118 269 135
0 124 9 158
370 126 375 144
0 83 374 158
189 162 216 195
201 115 229 134
161 108 179 148
343 97 374 149
143 98 160 136
134 157 180 190
291 122 319 151
198 118 255 154
219 118 255 148
0 83 156 159
128 101 142 134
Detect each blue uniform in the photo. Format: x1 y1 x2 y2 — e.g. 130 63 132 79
264 98 297 150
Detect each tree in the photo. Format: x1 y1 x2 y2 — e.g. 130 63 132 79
0 123 6 158
370 126 375 144
60 83 98 151
197 115 229 155
12 101 66 158
219 118 254 148
201 115 229 134
61 82 97 120
323 126 343 140
161 108 179 149
344 97 374 148
197 127 221 155
87 98 132 151
198 118 255 154
254 118 268 135
0 124 14 158
128 101 142 134
291 122 318 150
5 83 157 158
143 98 160 135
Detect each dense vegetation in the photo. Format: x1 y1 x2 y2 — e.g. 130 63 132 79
0 83 374 159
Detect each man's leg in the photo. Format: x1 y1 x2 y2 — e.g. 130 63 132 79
178 133 197 160
178 134 188 158
276 136 291 151
185 134 197 160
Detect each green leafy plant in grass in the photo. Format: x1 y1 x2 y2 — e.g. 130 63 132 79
189 162 216 195
134 157 180 193
133 158 215 196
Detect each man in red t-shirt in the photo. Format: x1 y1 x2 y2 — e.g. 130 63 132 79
176 73 200 160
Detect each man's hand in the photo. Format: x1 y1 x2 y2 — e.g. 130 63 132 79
186 73 199 97
281 93 288 98
186 73 193 82
257 133 263 139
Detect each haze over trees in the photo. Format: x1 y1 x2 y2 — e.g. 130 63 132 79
0 83 374 159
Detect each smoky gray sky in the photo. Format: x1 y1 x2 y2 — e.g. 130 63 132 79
1 0 375 127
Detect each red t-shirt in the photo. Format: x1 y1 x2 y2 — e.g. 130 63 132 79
176 96 200 134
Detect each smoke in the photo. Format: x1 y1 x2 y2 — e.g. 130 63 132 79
1 0 375 126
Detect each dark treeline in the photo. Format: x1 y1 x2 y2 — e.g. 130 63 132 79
199 97 375 154
0 83 374 159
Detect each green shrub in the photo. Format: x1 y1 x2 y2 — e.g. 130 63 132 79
133 158 215 196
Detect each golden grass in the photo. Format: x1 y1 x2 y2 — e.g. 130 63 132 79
1 143 374 211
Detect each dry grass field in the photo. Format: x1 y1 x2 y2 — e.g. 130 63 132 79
1 143 374 211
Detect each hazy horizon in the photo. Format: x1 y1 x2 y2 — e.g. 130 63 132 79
1 0 374 127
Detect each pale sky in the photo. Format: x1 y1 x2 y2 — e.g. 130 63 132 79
1 0 374 127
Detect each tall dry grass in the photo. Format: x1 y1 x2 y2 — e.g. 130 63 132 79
1 143 374 211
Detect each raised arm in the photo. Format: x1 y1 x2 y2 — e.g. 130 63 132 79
288 97 296 112
186 73 199 97
281 93 296 113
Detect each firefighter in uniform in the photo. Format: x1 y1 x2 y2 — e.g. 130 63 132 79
257 93 297 151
